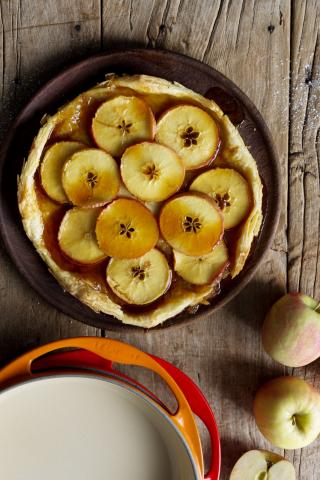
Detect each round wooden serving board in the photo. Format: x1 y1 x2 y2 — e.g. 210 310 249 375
0 49 280 331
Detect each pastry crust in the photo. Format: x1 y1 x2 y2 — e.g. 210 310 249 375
18 74 263 328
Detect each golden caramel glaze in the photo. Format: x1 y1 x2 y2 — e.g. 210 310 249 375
18 74 263 327
96 198 159 259
159 193 224 256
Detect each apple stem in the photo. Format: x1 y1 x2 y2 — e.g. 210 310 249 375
266 460 273 470
315 302 320 313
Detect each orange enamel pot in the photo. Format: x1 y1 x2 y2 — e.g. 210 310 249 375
0 337 220 479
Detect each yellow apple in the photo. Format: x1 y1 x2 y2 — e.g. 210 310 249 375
253 376 320 449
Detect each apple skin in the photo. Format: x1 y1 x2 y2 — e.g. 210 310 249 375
262 292 320 367
253 376 320 449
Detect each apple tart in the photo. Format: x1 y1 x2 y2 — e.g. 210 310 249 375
18 74 263 328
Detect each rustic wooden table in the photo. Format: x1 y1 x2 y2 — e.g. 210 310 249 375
0 1 319 478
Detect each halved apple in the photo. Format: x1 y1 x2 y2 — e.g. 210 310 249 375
96 198 159 259
190 168 252 229
155 104 219 170
40 141 85 203
230 450 296 480
159 193 223 256
173 240 229 285
62 148 120 208
58 208 107 265
92 95 156 157
106 248 171 305
120 142 185 202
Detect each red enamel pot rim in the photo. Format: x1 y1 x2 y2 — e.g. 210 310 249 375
0 337 220 479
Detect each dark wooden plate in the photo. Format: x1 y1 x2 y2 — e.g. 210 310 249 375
0 49 280 331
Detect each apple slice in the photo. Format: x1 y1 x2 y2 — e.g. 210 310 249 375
62 148 120 208
120 142 185 202
155 104 219 170
230 450 296 480
96 198 159 259
253 376 320 449
40 141 85 203
106 248 171 305
190 168 252 229
58 208 107 265
159 193 223 256
92 95 156 157
173 240 229 285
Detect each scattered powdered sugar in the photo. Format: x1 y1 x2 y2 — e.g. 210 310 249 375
266 60 320 140
290 63 320 129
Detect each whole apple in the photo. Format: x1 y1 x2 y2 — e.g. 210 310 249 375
262 292 320 367
230 449 295 479
253 376 320 449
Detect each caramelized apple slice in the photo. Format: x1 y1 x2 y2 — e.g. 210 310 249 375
159 193 223 256
190 168 252 229
96 198 159 259
106 248 171 305
173 240 229 285
62 148 120 208
120 142 185 202
155 105 219 170
58 208 107 264
92 95 156 157
40 141 85 203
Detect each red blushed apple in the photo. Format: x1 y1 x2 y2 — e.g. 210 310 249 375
262 293 320 367
253 376 320 450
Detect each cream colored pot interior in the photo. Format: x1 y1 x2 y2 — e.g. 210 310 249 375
0 375 199 480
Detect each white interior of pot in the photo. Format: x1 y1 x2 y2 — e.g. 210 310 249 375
0 375 199 480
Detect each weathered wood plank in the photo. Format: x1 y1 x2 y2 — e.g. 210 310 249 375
102 1 290 478
287 1 320 478
0 0 102 365
18 0 98 28
0 0 101 137
1 0 319 478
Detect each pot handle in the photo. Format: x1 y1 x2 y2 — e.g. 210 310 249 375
152 356 221 480
0 337 203 476
28 349 220 479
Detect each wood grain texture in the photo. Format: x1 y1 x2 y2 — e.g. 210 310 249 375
0 0 319 479
0 0 102 366
287 1 320 478
0 49 280 336
102 1 291 479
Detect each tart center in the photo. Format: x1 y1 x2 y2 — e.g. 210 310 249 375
215 192 231 210
119 223 135 238
183 216 202 233
117 119 132 134
131 265 146 281
142 162 160 180
86 171 98 189
131 261 151 281
181 126 199 147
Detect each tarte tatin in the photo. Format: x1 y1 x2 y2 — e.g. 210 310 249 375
18 74 263 328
